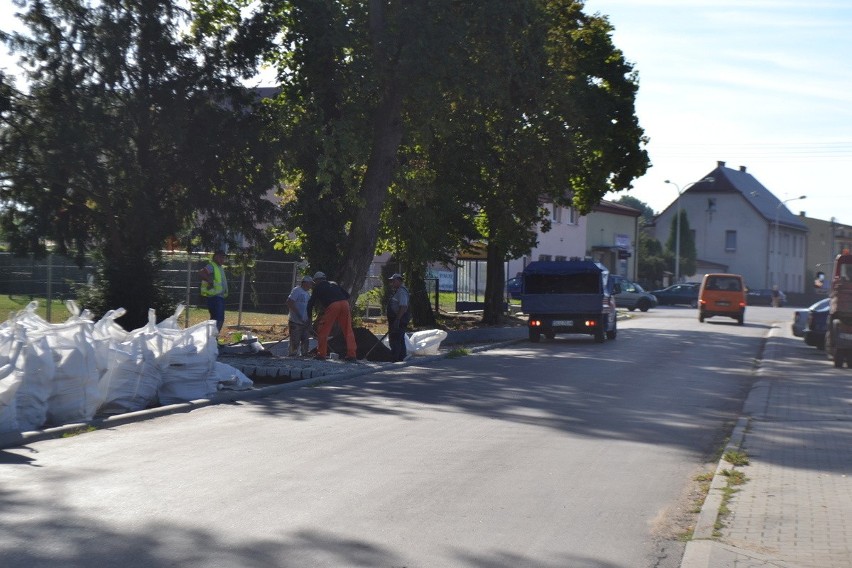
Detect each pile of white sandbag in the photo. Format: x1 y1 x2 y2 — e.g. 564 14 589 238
0 302 252 434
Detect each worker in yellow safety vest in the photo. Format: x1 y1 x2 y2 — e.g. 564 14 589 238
199 250 229 332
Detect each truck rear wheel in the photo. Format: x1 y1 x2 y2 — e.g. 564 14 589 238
594 320 606 343
529 329 541 343
606 318 617 340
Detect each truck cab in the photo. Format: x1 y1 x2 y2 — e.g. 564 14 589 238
520 259 619 343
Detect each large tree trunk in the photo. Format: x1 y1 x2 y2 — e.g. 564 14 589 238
339 91 404 299
482 240 507 325
408 269 437 328
339 0 406 300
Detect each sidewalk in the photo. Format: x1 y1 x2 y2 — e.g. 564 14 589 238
681 324 852 568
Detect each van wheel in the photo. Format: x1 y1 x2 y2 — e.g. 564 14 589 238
529 329 541 343
699 312 705 323
737 315 744 326
638 299 651 312
545 332 555 340
834 354 844 368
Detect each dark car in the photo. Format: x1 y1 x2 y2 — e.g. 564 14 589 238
506 277 522 300
746 288 786 307
804 298 830 349
651 283 699 307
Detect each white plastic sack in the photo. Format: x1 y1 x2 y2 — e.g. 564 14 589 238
97 339 161 415
0 328 26 433
214 362 253 391
91 308 130 377
14 331 55 431
408 329 447 356
158 320 219 405
43 320 101 426
156 304 186 330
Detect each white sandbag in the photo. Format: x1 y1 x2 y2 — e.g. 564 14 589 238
10 301 51 331
14 332 55 431
0 363 23 433
408 329 447 356
214 362 253 391
0 328 26 433
156 304 185 330
43 321 101 426
93 308 130 343
97 340 161 415
64 300 94 323
91 308 130 377
158 320 218 405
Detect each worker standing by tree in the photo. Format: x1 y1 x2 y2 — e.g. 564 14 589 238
287 275 314 356
199 250 229 334
387 273 410 362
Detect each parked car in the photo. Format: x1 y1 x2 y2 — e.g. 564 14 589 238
611 276 658 312
792 305 811 338
746 288 786 307
506 277 522 300
804 298 831 349
650 283 699 307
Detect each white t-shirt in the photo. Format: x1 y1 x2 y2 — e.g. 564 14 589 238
288 286 311 323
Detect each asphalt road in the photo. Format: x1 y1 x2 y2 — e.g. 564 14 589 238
0 306 794 568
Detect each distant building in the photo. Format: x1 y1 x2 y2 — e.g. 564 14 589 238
654 161 809 292
802 216 852 290
585 200 641 280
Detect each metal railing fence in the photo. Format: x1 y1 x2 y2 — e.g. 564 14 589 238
0 252 452 328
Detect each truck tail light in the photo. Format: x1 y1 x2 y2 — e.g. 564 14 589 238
529 319 542 327
585 320 597 327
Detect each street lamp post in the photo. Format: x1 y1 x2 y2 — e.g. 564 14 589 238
773 195 807 288
665 177 714 283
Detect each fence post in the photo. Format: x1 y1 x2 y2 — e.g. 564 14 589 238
433 278 439 314
46 253 53 322
185 253 192 328
237 267 246 328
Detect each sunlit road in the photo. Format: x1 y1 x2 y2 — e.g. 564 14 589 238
0 306 797 567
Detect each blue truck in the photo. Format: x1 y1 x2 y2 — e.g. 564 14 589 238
520 259 619 343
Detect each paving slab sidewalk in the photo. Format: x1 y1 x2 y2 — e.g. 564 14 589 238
681 324 852 568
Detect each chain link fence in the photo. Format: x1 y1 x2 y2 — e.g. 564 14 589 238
0 252 453 329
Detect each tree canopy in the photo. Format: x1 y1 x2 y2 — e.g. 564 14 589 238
0 0 282 328
1 0 650 327
666 210 697 278
197 0 648 323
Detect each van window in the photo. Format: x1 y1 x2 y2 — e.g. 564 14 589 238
705 275 742 291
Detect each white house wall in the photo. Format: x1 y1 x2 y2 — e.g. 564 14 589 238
656 193 807 292
505 206 587 278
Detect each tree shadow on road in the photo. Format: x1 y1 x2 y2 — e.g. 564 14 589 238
246 325 764 465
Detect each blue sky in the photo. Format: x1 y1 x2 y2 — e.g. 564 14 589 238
585 0 852 223
3 1 852 223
